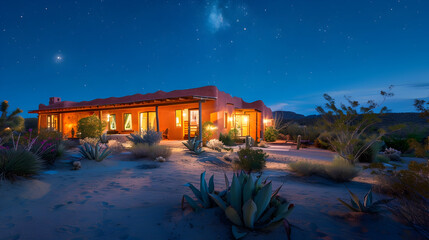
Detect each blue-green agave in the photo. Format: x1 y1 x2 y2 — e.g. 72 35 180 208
79 142 111 162
337 188 392 213
209 172 294 239
182 137 204 155
182 171 225 211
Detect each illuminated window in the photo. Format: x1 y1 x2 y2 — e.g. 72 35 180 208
124 113 132 130
235 114 250 136
224 112 228 128
176 110 182 127
47 115 58 130
139 111 157 132
109 114 116 130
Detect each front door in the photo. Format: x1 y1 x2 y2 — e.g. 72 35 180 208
189 109 199 137
235 114 250 137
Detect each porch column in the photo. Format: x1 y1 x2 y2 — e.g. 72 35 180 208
198 100 202 142
188 112 191 140
156 106 160 132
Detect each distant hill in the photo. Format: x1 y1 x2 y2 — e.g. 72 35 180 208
273 111 428 127
273 111 305 120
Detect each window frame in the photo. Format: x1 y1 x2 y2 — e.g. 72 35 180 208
123 113 133 131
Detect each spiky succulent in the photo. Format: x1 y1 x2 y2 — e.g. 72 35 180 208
99 133 109 144
209 172 294 239
79 142 111 162
182 171 226 211
183 137 204 155
337 188 392 213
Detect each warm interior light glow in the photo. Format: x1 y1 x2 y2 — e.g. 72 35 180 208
107 114 110 122
228 117 233 122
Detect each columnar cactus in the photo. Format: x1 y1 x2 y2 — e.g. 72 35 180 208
297 135 301 150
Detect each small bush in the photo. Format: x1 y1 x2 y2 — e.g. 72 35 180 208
130 143 172 160
228 128 239 140
354 141 381 163
77 115 106 139
106 140 124 153
202 121 215 144
258 141 269 148
324 156 360 182
382 136 410 153
79 137 99 147
381 147 402 162
0 149 42 181
206 139 224 152
288 161 325 176
375 154 390 163
233 147 268 173
127 130 162 146
289 156 359 182
219 133 235 146
264 126 278 142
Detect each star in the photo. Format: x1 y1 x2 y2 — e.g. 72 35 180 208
55 54 63 63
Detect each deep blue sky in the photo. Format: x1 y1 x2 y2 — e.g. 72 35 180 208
1 0 428 118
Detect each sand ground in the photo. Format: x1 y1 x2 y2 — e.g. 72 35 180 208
0 141 424 240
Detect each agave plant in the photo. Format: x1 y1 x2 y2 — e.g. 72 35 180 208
209 172 294 239
182 171 226 211
183 137 204 155
79 142 111 162
99 133 109 144
337 188 392 213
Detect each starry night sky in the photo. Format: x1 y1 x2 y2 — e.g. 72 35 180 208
1 0 429 117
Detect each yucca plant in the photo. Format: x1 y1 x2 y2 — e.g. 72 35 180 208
79 142 111 162
0 149 42 181
182 171 226 211
209 172 294 239
183 136 204 155
337 188 392 213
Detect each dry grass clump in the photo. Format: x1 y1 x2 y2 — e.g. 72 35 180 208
79 137 99 147
130 143 172 160
288 156 359 182
288 161 324 176
106 140 125 153
374 161 429 238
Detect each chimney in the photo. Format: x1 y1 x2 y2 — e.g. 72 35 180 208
49 97 61 105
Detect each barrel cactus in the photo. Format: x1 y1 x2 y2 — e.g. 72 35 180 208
209 172 294 239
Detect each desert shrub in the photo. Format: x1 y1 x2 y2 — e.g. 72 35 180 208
382 136 409 153
219 133 235 146
228 128 239 140
183 137 204 155
130 143 172 160
408 138 428 158
363 162 386 170
79 137 99 147
324 156 360 182
77 115 106 139
99 133 109 144
127 130 162 146
202 121 215 144
314 132 332 150
106 140 124 153
375 154 390 163
353 140 382 163
79 142 111 162
289 156 359 182
264 126 278 142
277 133 287 140
0 149 42 181
206 139 224 152
288 160 324 176
233 147 268 173
0 100 24 137
375 161 429 238
381 147 402 161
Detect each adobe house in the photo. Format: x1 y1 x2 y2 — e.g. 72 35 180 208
29 86 273 141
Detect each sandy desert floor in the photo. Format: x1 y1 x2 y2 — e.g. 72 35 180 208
0 141 424 240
